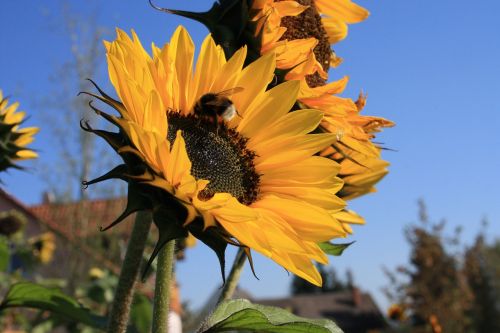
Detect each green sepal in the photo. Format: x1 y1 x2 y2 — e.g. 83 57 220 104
82 164 128 188
243 247 259 280
100 182 152 232
199 298 343 333
0 121 17 137
318 241 355 256
80 120 123 151
151 0 249 58
79 78 126 115
142 203 188 280
188 220 228 284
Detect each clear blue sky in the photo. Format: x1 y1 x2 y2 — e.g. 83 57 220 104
1 0 499 311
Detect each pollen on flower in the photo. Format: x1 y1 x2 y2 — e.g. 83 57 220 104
166 112 260 205
279 0 332 88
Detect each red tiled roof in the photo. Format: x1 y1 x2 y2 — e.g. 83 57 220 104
29 197 134 240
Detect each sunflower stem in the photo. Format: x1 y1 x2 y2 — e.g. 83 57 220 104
107 211 152 333
152 240 176 333
217 248 246 304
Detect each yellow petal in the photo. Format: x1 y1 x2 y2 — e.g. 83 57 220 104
166 130 192 186
260 186 346 211
192 34 226 103
238 80 300 138
251 109 323 144
169 26 195 112
233 52 276 112
315 0 369 24
253 133 337 170
261 156 341 185
322 17 348 44
16 150 38 159
252 196 346 241
274 1 309 17
299 76 349 99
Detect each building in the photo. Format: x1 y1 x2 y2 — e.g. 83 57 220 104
0 188 134 278
256 289 387 333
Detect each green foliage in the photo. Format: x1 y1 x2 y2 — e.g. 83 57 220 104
384 201 500 333
464 235 500 332
129 294 153 333
199 299 343 333
0 282 107 329
318 242 354 256
0 236 9 271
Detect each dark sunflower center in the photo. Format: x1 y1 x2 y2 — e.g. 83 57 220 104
167 112 259 205
278 0 331 88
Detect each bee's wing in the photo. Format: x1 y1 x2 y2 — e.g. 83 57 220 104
216 87 244 97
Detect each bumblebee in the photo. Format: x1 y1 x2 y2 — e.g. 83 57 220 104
193 88 243 131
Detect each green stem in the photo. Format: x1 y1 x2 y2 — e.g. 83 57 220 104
107 211 152 333
217 248 246 304
152 240 176 333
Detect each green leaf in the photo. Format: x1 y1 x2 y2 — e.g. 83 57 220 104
199 299 343 333
0 282 107 330
0 236 9 271
130 294 153 333
318 242 355 256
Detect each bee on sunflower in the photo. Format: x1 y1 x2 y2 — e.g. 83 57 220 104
82 26 350 285
152 0 394 230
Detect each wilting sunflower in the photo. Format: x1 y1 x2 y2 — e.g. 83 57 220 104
82 26 349 285
0 90 38 172
301 88 395 200
251 0 394 201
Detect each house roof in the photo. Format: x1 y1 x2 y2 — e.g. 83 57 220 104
29 197 133 239
256 290 387 332
29 197 138 274
0 188 43 222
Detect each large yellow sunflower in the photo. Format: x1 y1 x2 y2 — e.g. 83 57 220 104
0 91 38 172
83 26 349 286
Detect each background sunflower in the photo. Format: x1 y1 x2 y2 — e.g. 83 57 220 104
0 91 38 173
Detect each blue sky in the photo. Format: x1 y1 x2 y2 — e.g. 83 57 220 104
1 0 499 311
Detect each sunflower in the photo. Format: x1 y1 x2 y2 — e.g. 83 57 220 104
249 1 394 201
0 91 38 172
251 0 369 87
83 26 349 286
387 303 406 321
0 209 27 236
251 0 327 82
155 1 392 215
301 89 395 200
30 232 56 264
